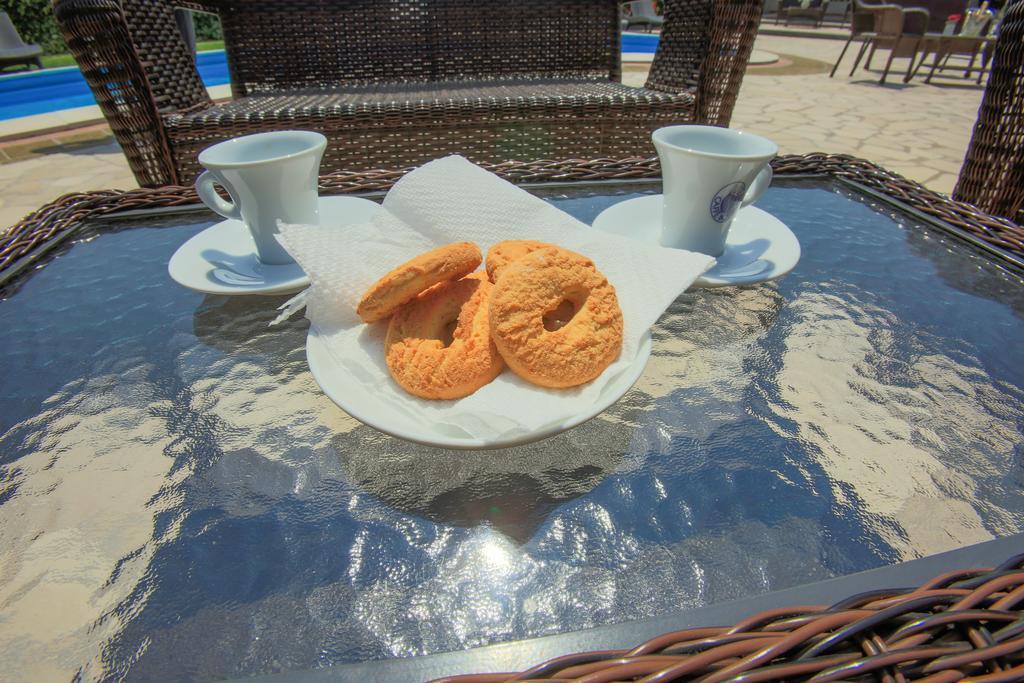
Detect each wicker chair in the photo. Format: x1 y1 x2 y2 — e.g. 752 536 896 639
782 0 825 28
832 2 931 84
954 0 1024 225
830 1 894 77
822 0 851 27
52 0 763 188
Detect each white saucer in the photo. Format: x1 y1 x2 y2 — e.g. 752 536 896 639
168 195 380 295
591 195 801 288
306 330 653 450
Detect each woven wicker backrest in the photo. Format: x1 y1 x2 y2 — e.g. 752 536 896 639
213 0 622 95
645 0 711 95
116 0 210 111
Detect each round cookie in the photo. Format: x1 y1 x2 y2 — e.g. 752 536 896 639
385 273 505 400
489 247 623 388
357 242 482 323
485 240 552 283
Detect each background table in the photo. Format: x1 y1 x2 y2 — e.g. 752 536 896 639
1 166 1023 681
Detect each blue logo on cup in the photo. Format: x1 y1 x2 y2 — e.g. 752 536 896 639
710 182 747 223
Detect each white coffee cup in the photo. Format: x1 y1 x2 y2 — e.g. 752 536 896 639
652 125 777 256
195 131 327 265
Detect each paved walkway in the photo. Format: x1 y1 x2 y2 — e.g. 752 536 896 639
0 132 134 230
0 33 988 231
731 34 984 195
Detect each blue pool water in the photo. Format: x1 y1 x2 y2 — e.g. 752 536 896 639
620 32 660 53
0 34 659 122
0 51 231 121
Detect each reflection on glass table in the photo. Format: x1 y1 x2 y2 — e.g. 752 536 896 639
0 179 1022 681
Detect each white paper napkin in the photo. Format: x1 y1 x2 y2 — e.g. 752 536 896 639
276 156 714 441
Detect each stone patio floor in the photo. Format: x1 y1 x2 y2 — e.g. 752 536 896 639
0 32 988 232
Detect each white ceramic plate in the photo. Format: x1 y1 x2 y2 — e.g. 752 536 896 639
306 329 653 450
591 195 801 288
169 195 380 295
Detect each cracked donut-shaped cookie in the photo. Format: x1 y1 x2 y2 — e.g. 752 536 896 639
485 240 552 282
385 274 505 400
489 247 623 388
357 242 481 323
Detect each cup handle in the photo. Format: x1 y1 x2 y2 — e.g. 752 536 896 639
195 171 241 220
741 164 773 208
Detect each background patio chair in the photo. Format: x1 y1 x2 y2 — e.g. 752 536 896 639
915 9 995 83
867 5 931 83
54 0 764 188
978 2 1011 81
831 2 931 83
822 0 852 26
776 0 802 23
889 0 974 33
0 11 43 72
622 0 665 31
830 0 895 76
783 0 826 27
954 0 1024 224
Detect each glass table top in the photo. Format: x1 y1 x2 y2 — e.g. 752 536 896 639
1 179 1023 681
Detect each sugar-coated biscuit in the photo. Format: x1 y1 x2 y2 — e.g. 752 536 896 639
485 240 552 283
489 247 623 388
357 242 481 323
385 273 505 400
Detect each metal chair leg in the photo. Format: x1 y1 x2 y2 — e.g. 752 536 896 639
866 43 878 69
926 49 943 83
906 54 926 82
850 39 871 76
879 46 898 84
906 42 932 82
964 51 978 78
902 39 924 83
830 36 856 77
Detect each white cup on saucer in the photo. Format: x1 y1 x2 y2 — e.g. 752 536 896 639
195 131 327 265
652 125 778 256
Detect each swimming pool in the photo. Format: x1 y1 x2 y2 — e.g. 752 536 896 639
620 32 660 54
0 50 231 121
0 34 659 122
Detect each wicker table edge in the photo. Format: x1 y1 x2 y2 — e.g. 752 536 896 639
240 536 1024 683
2 153 1022 287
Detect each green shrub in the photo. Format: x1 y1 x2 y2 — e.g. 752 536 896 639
193 11 222 41
0 3 221 56
1 0 67 54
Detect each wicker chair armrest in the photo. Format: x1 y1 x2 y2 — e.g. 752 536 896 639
52 0 170 183
854 4 903 26
52 0 210 114
52 0 212 186
645 0 712 96
850 2 900 34
647 0 762 126
900 6 931 35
